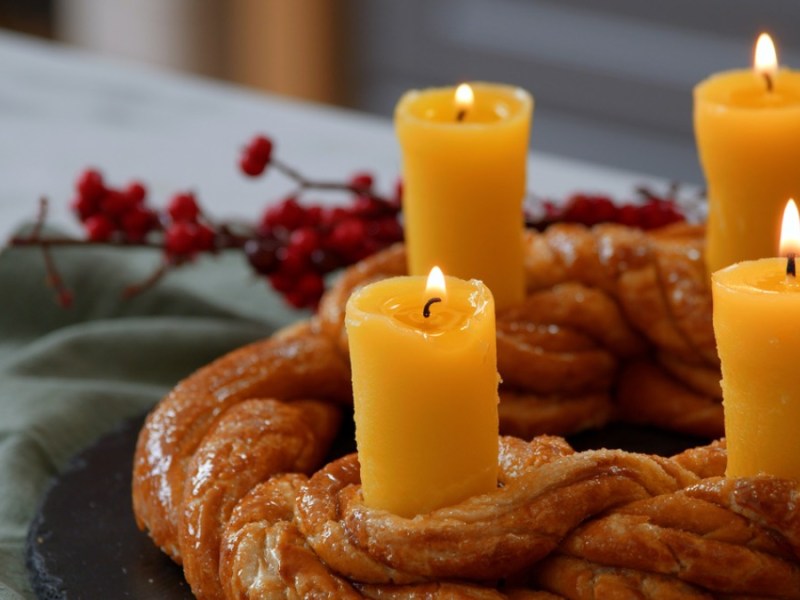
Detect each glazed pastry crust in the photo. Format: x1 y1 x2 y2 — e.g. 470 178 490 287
131 223 769 599
317 222 719 438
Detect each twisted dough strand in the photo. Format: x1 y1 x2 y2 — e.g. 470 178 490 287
132 323 351 563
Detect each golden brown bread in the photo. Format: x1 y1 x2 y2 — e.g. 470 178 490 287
317 222 720 438
131 222 782 599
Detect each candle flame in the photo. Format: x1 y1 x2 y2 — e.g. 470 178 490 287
780 199 800 256
754 33 778 75
455 84 474 111
426 266 446 296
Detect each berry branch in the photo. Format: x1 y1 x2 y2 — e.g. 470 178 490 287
8 134 690 309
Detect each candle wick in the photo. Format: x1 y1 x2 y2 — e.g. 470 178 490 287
456 109 467 122
764 72 774 92
423 297 442 318
788 253 796 277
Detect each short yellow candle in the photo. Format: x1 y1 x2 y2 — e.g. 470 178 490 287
712 200 800 480
345 267 499 517
695 34 800 274
395 83 533 309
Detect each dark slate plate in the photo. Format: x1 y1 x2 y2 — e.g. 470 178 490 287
26 412 708 599
26 415 193 600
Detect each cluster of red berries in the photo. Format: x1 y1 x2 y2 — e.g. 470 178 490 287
536 193 685 230
161 193 216 258
71 169 157 243
63 134 687 312
243 173 403 309
239 135 273 177
70 169 217 261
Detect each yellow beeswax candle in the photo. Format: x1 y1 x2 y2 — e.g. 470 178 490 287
695 34 800 274
345 267 499 517
395 83 533 309
712 200 800 480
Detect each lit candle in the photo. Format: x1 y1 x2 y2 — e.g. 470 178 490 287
695 33 800 274
395 83 533 309
712 199 800 480
345 267 499 517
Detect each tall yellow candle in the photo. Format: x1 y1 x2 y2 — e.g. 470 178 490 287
712 200 800 480
395 82 533 309
695 34 800 274
345 267 499 517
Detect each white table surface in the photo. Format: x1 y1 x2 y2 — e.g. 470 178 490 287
0 30 680 244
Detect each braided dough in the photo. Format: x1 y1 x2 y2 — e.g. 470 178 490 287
132 223 794 599
318 222 720 438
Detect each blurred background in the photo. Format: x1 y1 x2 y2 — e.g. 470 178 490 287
2 0 800 184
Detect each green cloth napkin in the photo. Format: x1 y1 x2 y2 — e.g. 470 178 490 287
0 241 307 599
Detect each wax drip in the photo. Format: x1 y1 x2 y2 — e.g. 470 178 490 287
423 297 442 318
764 72 774 92
788 253 796 277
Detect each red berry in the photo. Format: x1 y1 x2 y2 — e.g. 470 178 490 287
349 172 374 193
288 227 320 258
262 197 306 232
320 206 350 228
352 195 386 218
284 290 309 309
84 214 115 241
239 154 265 177
71 195 98 222
328 217 367 252
295 272 324 300
76 168 105 202
239 135 273 177
590 197 618 223
245 237 282 274
304 205 323 227
268 271 295 293
100 190 134 217
248 135 273 164
563 195 592 224
194 223 216 251
369 216 403 242
125 181 147 205
617 205 640 227
168 192 200 222
277 245 309 274
310 248 342 273
121 207 156 240
165 222 196 256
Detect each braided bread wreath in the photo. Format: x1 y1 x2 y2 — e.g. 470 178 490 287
133 223 800 599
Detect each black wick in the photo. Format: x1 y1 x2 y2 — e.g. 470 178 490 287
456 109 467 122
764 72 774 92
788 253 796 277
423 297 442 318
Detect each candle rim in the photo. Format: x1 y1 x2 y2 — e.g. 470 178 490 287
395 82 533 129
345 275 493 336
712 257 800 294
694 68 800 111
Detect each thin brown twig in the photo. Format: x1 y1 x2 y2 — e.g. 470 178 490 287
122 260 171 299
271 158 379 198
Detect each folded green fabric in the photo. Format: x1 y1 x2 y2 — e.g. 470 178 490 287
0 243 307 599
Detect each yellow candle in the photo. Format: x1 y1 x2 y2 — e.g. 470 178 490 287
712 200 800 479
345 267 499 516
695 33 800 274
395 82 533 309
